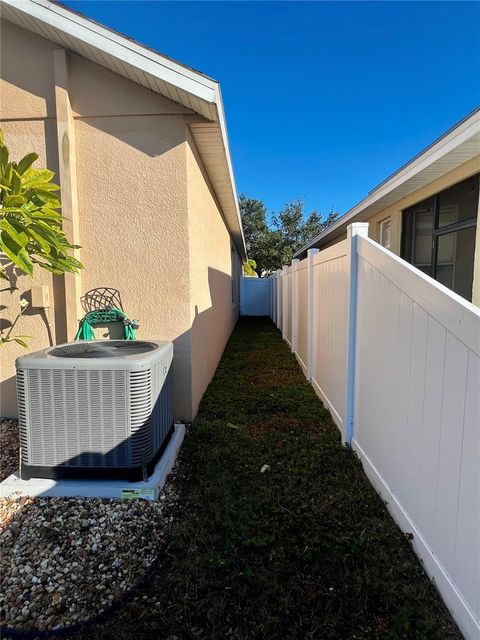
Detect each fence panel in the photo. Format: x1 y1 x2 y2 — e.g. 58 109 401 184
310 240 349 431
240 277 271 316
271 274 277 322
353 236 480 638
295 260 309 373
283 266 292 346
277 270 283 330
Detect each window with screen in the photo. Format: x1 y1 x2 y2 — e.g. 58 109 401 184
401 174 479 301
379 218 391 250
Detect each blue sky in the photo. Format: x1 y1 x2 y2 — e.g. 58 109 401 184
64 1 480 220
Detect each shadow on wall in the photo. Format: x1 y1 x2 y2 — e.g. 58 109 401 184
0 266 237 425
77 114 182 158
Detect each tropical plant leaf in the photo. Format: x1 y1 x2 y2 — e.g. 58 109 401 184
13 337 29 348
29 260 63 274
21 168 56 188
25 228 51 254
0 131 83 288
0 219 29 247
16 152 38 175
0 144 8 171
2 194 26 207
0 231 33 275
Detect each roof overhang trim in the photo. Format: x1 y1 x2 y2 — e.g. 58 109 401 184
1 0 247 260
294 109 480 259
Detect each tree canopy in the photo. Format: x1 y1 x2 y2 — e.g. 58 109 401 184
240 195 338 276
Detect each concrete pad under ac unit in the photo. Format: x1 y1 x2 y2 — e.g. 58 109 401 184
0 424 185 501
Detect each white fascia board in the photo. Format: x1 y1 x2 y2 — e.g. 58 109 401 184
295 110 480 258
214 84 247 259
4 0 217 105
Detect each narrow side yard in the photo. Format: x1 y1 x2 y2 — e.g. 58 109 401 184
78 317 459 640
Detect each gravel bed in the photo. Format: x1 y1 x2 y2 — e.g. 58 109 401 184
0 492 173 632
0 418 19 482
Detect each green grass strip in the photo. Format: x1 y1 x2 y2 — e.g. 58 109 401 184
80 317 460 640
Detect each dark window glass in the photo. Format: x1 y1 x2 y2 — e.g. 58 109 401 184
437 176 479 229
402 174 479 302
436 227 476 300
412 200 434 274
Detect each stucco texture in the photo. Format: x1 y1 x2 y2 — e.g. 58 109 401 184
0 94 67 415
186 130 240 417
1 20 241 420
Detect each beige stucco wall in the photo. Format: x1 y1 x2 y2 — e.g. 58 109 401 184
1 19 241 420
0 22 68 416
69 52 195 418
186 130 239 417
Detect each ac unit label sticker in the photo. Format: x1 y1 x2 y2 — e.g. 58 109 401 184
121 488 155 501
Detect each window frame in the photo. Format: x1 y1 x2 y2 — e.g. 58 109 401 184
402 175 479 285
379 217 392 250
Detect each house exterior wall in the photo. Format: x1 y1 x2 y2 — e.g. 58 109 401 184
311 157 480 305
1 21 66 416
367 157 480 305
1 20 241 420
68 52 195 418
367 156 480 257
186 129 240 418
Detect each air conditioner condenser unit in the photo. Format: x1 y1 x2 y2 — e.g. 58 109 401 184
16 340 174 482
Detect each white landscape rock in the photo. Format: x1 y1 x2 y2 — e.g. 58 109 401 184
0 487 177 632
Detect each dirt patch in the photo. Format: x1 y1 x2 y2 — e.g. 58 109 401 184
250 367 299 387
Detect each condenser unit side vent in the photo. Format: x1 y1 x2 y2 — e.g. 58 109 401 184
16 339 173 481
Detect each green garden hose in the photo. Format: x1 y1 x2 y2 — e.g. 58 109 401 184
74 307 138 341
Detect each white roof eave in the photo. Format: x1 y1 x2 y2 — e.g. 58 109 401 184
294 108 480 259
2 0 247 260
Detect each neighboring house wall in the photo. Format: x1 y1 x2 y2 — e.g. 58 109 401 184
186 129 240 418
0 20 241 420
311 156 480 305
367 156 480 256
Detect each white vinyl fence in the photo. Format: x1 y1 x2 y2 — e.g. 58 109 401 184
240 277 271 316
271 223 480 640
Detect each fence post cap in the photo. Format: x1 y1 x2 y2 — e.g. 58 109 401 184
307 248 319 257
347 222 369 239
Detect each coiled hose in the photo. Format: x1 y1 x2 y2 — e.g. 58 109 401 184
74 307 138 341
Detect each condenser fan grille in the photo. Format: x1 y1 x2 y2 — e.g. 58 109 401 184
49 341 157 358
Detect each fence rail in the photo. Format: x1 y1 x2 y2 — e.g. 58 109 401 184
271 223 480 640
